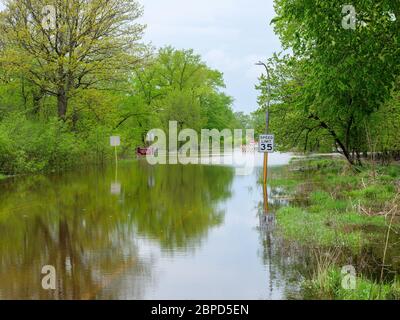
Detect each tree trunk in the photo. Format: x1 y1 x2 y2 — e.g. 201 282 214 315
32 89 45 115
57 89 68 120
71 107 79 131
309 114 357 166
335 139 355 166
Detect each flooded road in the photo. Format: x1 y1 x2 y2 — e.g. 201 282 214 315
0 152 304 300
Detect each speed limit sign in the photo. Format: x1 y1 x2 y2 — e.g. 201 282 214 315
259 134 275 153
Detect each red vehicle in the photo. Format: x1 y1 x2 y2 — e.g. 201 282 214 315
136 147 155 156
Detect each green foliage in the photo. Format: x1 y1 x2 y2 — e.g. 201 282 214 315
0 0 241 175
0 36 237 174
118 46 237 146
274 157 399 249
161 89 205 131
290 156 348 174
273 157 400 299
348 184 395 203
368 89 400 158
0 114 113 174
0 0 145 119
276 205 383 250
203 93 236 131
257 1 400 165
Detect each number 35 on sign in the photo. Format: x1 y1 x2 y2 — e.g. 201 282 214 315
258 134 275 153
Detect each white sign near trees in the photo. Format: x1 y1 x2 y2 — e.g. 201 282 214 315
259 134 275 153
110 136 121 147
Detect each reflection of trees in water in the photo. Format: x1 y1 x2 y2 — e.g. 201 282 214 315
0 162 235 299
0 173 145 299
123 162 234 250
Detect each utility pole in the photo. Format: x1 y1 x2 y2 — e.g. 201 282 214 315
256 61 272 185
256 61 272 214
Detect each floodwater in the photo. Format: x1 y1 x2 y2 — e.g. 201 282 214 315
2 152 398 300
0 152 305 300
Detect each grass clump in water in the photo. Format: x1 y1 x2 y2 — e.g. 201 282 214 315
289 156 346 174
268 177 300 192
277 208 376 250
274 157 400 299
275 158 399 247
276 190 387 249
304 267 400 300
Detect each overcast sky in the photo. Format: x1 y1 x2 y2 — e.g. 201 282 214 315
138 0 282 114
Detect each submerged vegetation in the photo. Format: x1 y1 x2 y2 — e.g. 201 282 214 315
269 156 400 300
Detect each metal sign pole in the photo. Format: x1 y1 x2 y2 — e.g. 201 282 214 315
264 85 270 187
263 147 269 186
256 61 272 214
263 166 269 213
256 61 271 188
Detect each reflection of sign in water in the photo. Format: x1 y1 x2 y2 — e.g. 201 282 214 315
110 182 121 195
110 136 120 147
260 214 275 233
259 135 275 153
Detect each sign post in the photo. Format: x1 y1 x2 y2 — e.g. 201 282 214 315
259 135 275 186
110 136 120 170
259 134 275 213
256 61 273 215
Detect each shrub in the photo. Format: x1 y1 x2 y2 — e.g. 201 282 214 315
0 115 111 175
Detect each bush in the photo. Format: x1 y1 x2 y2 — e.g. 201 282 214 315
0 115 112 175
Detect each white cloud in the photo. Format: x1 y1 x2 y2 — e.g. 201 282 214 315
204 49 243 72
204 50 265 80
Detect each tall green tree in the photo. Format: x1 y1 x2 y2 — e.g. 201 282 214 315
0 0 145 120
118 47 235 145
259 0 400 165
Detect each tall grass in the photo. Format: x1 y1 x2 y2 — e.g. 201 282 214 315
274 156 400 300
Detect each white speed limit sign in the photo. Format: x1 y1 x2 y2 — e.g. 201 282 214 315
110 136 121 147
259 134 275 153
